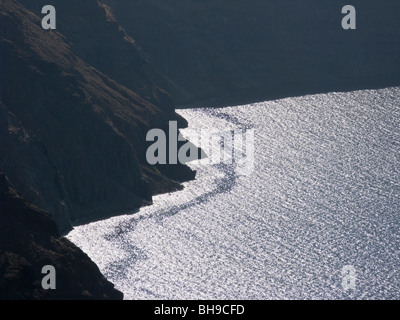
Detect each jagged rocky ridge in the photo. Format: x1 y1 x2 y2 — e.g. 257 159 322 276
0 0 195 232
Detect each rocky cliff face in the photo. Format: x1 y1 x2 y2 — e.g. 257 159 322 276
101 0 400 107
19 0 176 111
0 173 123 299
0 0 195 232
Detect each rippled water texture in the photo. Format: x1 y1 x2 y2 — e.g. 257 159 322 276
68 87 400 299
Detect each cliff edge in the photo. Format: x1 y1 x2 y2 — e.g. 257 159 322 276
0 0 195 232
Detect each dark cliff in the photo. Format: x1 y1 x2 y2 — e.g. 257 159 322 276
0 173 123 299
19 0 176 111
0 0 195 232
101 0 400 107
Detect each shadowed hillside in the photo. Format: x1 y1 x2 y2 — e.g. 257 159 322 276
19 0 175 111
0 0 195 232
0 173 123 300
101 0 400 107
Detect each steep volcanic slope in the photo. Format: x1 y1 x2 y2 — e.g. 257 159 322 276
0 173 123 300
0 0 195 232
102 0 400 106
19 0 175 111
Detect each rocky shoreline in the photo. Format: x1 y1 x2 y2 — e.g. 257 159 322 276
1 0 399 299
0 0 195 299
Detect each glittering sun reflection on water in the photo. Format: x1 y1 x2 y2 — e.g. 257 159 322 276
68 87 400 300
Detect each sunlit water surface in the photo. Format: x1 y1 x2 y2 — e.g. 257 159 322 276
68 87 400 299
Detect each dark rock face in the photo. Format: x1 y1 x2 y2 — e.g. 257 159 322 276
101 0 400 107
0 0 195 232
0 0 199 299
0 173 123 300
19 0 177 112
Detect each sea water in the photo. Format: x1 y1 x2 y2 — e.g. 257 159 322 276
67 87 400 299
